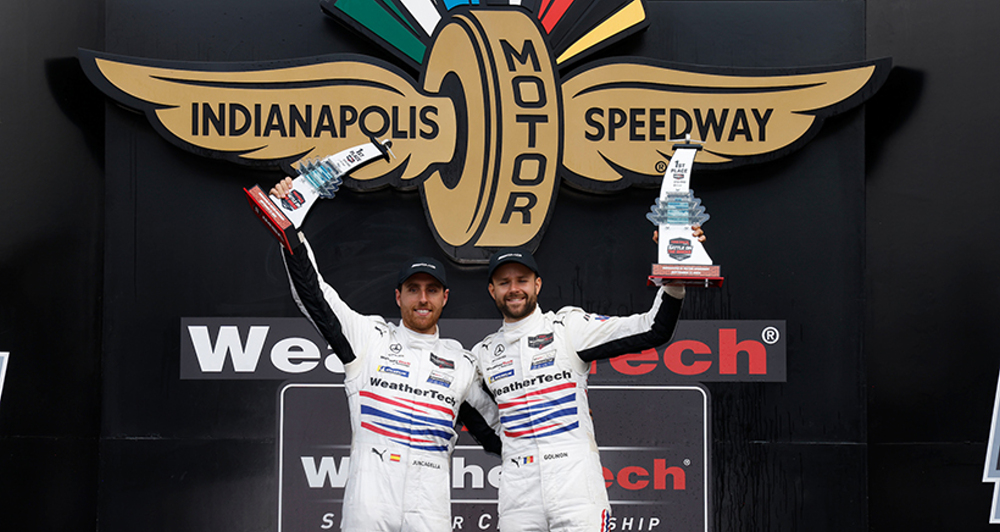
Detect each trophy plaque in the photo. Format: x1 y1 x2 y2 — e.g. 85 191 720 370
647 137 723 287
244 138 392 252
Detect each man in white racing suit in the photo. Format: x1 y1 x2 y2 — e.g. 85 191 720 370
271 180 499 532
472 241 699 532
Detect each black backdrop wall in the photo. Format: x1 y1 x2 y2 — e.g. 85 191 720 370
0 1 105 530
0 1 997 531
866 1 1000 529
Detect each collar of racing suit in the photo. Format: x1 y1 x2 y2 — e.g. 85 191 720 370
396 321 441 350
500 305 545 345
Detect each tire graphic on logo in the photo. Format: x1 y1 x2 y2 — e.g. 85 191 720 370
421 9 562 262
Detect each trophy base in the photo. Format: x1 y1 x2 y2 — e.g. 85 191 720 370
648 264 723 287
244 185 302 253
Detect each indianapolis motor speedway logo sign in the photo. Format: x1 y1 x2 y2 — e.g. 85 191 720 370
80 0 888 263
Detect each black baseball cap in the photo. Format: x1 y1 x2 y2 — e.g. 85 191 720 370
397 257 448 288
487 247 540 281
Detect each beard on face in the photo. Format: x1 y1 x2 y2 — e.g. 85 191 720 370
496 289 538 321
402 303 440 333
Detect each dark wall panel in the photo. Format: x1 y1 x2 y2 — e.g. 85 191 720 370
0 0 105 530
0 0 104 436
866 0 1000 529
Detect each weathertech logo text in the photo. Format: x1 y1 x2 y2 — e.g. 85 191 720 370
493 370 573 396
181 319 785 382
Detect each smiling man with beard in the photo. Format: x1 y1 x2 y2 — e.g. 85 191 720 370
472 236 700 532
270 178 500 532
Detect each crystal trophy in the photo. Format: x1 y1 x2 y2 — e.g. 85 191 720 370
244 138 392 252
647 137 723 287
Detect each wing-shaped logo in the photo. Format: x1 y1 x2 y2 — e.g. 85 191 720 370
80 6 889 263
79 50 456 186
561 58 889 189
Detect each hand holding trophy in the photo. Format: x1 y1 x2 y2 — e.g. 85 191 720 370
647 136 723 287
244 137 392 252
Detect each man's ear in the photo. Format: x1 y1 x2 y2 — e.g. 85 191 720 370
487 282 495 300
395 288 401 308
442 288 449 307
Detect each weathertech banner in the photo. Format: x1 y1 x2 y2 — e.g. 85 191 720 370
180 318 785 382
279 384 709 532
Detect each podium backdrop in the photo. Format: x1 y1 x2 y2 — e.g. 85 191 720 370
2 1 999 531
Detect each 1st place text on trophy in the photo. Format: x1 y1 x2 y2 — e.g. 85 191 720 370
647 136 724 288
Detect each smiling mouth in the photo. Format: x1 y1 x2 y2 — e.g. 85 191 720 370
506 294 526 304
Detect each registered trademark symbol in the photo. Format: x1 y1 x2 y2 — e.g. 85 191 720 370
762 326 780 345
683 459 691 466
655 161 668 173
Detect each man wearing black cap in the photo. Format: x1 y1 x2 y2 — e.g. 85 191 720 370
473 237 699 532
270 179 499 532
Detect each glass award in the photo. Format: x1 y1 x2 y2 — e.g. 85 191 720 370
244 138 392 252
647 137 723 287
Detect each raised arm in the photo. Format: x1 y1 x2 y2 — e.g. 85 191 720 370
273 178 374 365
568 286 685 363
282 240 359 364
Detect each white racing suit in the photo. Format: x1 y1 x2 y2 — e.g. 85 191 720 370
283 238 499 532
472 287 683 532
